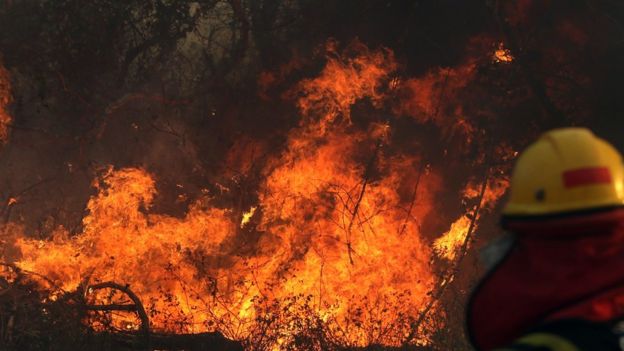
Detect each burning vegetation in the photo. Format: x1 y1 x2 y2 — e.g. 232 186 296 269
1 0 624 350
3 42 510 349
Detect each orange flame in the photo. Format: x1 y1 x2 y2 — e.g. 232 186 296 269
240 206 257 228
434 177 510 260
394 63 477 127
494 43 514 63
294 40 397 133
434 215 473 261
5 40 510 348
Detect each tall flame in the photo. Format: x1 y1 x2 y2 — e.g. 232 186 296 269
4 40 510 348
295 40 397 131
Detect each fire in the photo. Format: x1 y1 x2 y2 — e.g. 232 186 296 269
16 168 238 333
3 40 510 348
434 215 472 261
14 159 437 345
394 62 477 129
494 43 514 63
0 60 11 144
294 39 397 131
240 206 257 228
434 177 510 261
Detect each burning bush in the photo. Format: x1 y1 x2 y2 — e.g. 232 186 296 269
1 0 623 350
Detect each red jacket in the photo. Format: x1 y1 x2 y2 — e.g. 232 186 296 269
467 208 624 350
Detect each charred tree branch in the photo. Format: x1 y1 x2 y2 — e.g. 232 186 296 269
345 141 382 265
398 161 426 236
403 172 489 345
492 0 567 124
87 282 150 351
227 0 250 63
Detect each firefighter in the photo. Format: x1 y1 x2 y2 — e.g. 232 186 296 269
467 127 624 351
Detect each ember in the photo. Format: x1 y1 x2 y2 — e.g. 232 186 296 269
493 43 514 63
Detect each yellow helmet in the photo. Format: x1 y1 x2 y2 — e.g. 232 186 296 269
503 127 624 217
